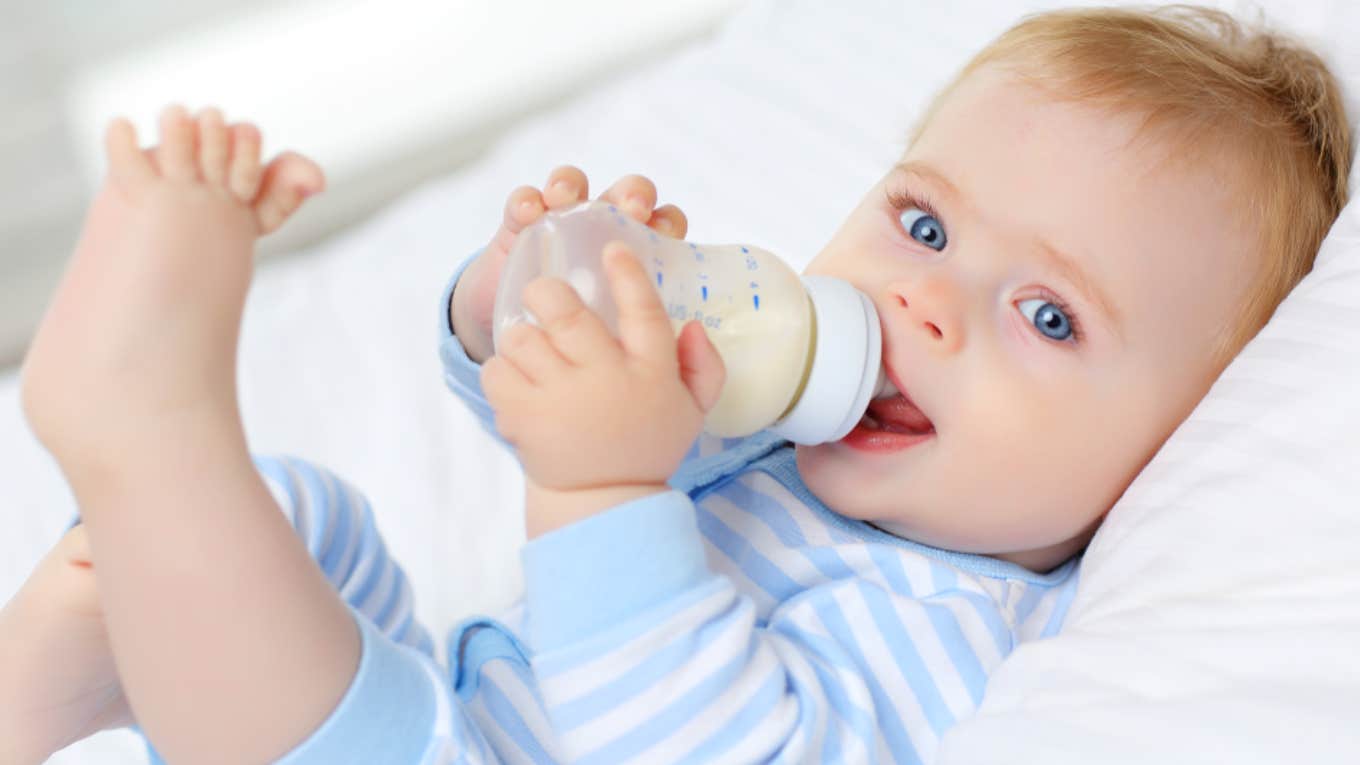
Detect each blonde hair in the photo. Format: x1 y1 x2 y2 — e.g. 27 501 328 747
911 4 1352 366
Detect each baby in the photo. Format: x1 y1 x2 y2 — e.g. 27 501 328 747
1 5 1350 764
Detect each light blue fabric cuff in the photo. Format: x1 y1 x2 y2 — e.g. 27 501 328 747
521 490 709 652
274 606 438 765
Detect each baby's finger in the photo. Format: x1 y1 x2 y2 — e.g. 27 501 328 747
604 241 676 368
647 204 688 239
599 175 657 223
522 277 622 365
496 322 571 385
502 186 546 235
484 187 547 275
543 165 589 210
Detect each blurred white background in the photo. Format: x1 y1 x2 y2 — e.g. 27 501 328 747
0 0 744 369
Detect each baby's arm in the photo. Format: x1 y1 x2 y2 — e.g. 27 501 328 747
471 234 1011 759
513 489 1013 761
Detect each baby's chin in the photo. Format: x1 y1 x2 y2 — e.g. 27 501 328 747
793 442 989 549
793 443 913 522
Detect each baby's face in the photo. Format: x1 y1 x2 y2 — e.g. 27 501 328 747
796 64 1257 570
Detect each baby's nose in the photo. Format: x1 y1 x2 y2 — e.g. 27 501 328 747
884 278 965 354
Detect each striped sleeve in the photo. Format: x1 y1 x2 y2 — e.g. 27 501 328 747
519 490 1011 764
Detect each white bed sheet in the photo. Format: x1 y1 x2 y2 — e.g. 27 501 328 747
2 0 1356 762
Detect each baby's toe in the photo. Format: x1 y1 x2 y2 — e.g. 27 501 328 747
227 123 264 202
104 118 155 188
196 108 230 187
253 151 325 234
155 105 198 181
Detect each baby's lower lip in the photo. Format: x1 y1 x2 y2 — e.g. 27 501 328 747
840 420 934 453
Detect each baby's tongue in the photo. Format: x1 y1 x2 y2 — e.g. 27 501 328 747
866 395 933 433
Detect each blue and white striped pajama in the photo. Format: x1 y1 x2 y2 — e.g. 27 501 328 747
124 252 1079 764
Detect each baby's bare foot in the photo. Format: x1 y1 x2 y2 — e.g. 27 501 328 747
20 106 324 476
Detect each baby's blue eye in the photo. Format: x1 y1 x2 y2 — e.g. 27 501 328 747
900 208 947 251
1018 298 1073 341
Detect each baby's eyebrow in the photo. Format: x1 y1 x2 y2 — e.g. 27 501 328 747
1034 235 1125 341
895 159 1124 341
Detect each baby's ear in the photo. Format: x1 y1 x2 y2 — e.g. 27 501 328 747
677 321 726 413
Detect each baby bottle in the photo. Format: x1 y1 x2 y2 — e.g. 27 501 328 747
492 200 887 445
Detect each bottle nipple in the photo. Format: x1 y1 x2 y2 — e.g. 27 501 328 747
873 368 896 398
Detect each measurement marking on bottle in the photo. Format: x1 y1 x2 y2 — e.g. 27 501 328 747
754 295 760 310
667 302 722 328
656 272 663 287
701 285 709 301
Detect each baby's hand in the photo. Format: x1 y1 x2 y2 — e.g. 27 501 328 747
481 242 725 508
0 525 132 764
451 168 688 364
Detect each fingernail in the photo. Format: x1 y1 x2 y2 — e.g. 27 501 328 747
625 196 648 217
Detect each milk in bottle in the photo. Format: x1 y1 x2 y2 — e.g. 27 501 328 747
492 201 886 444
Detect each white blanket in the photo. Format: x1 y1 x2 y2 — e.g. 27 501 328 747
4 1 1357 762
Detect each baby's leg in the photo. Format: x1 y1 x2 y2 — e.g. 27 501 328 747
19 105 323 475
17 108 359 764
252 454 436 656
0 525 129 765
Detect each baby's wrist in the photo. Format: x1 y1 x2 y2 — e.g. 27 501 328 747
525 480 669 539
450 281 492 364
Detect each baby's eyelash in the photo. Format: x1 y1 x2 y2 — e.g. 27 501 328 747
886 183 1084 347
885 186 942 223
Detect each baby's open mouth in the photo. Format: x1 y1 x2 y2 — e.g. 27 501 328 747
860 394 934 434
